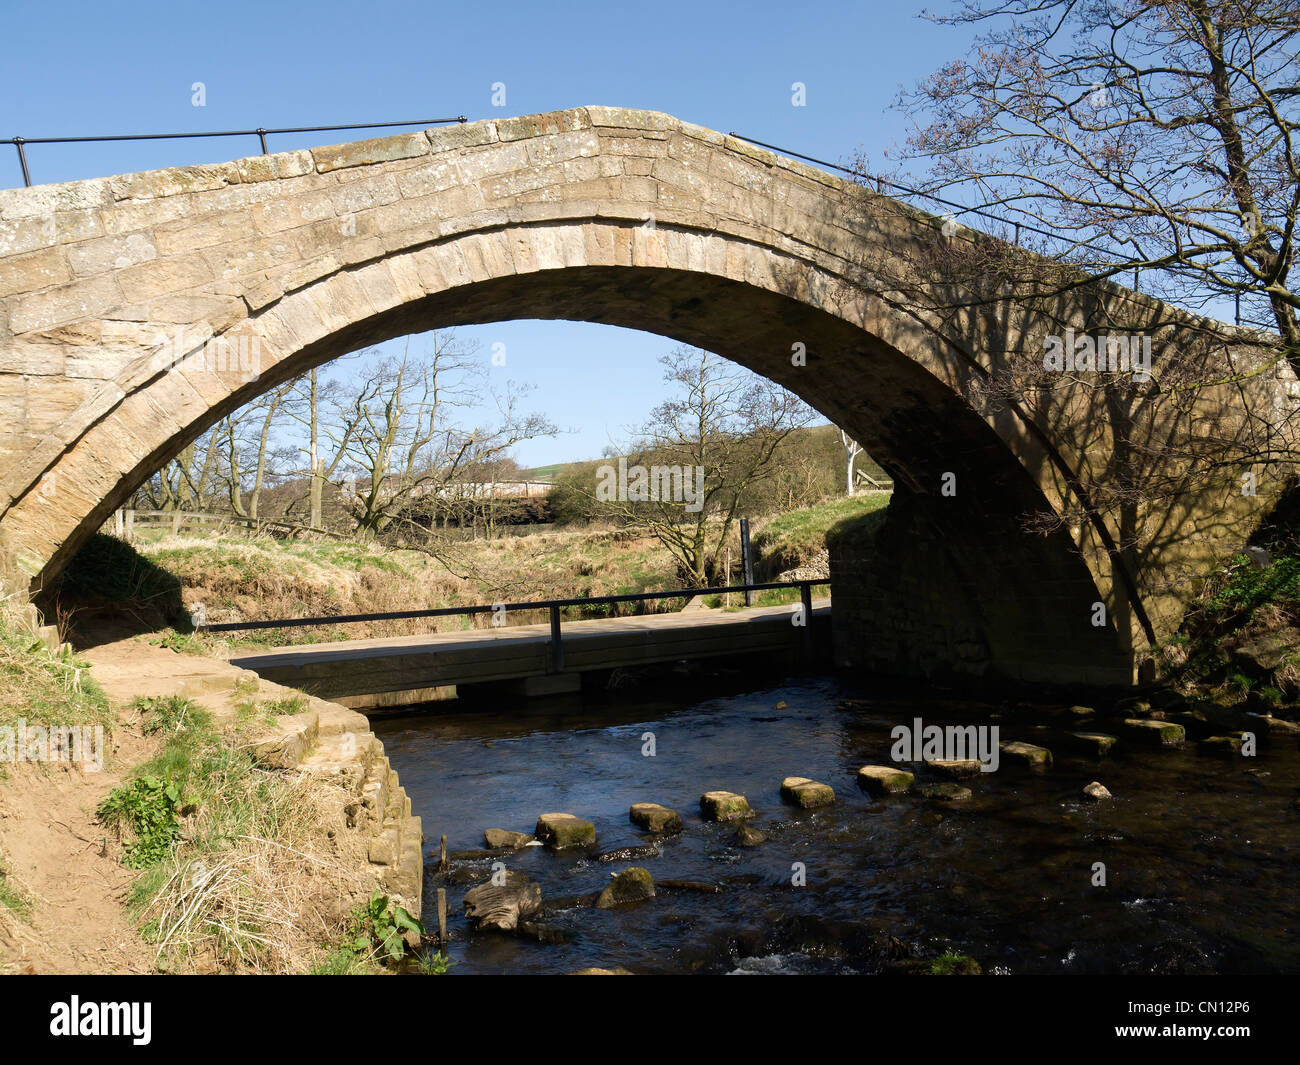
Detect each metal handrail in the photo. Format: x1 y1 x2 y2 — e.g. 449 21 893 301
4 117 468 187
201 578 829 633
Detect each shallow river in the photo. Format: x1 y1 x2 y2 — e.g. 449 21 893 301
371 667 1300 975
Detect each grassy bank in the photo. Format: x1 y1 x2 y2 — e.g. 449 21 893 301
0 611 112 736
97 693 388 973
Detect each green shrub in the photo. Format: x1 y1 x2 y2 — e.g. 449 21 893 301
97 776 183 869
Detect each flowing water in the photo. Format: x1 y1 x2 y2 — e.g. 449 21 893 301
371 667 1300 975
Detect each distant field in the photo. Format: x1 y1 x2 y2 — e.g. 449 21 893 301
519 463 571 483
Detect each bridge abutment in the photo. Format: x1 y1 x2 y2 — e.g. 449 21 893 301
829 489 1137 688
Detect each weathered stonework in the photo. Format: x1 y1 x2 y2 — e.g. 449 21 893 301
0 106 1294 686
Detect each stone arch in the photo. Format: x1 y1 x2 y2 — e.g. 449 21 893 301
0 107 1290 685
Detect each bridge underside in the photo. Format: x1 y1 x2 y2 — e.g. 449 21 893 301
0 106 1290 689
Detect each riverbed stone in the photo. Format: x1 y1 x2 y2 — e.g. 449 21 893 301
733 823 767 847
926 759 983 779
699 791 753 822
919 782 972 801
999 740 1053 769
1081 780 1112 801
857 765 914 795
484 828 533 849
1067 705 1096 719
779 776 836 809
534 812 596 849
595 867 655 908
629 802 683 834
1121 718 1186 748
1068 731 1119 756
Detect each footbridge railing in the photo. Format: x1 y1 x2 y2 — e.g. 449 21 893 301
200 579 831 673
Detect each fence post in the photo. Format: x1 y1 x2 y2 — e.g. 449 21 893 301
549 604 564 672
800 581 814 657
124 509 135 541
740 518 754 606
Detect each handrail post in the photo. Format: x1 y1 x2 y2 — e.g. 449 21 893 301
13 138 31 187
800 581 814 657
549 604 563 673
256 128 269 154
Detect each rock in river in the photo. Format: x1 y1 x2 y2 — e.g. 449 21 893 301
1067 732 1119 756
926 759 983 779
1081 781 1112 801
534 812 597 849
1121 718 1186 748
779 776 836 809
629 802 683 834
1198 734 1244 756
919 782 972 802
700 791 753 822
595 867 655 909
857 765 914 795
999 740 1052 769
733 823 767 847
463 877 542 933
484 828 534 850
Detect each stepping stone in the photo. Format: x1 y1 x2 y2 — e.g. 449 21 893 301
595 867 655 909
699 791 752 822
1081 781 1112 801
1121 718 1186 748
857 765 914 795
534 812 596 849
1067 732 1119 756
779 776 836 809
484 828 533 849
1198 734 1244 756
629 802 683 834
919 782 972 802
926 759 983 779
999 740 1052 769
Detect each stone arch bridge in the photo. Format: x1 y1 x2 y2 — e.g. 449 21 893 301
0 107 1291 687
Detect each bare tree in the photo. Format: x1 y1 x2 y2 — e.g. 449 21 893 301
889 0 1299 364
841 430 864 496
327 333 557 540
843 0 1300 568
215 381 295 520
594 346 815 585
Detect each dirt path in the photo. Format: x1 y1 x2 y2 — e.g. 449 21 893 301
0 636 245 974
0 716 159 974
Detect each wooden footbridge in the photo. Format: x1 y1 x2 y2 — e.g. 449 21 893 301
217 581 830 704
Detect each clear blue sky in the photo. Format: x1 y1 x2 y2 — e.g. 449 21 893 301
0 0 975 467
